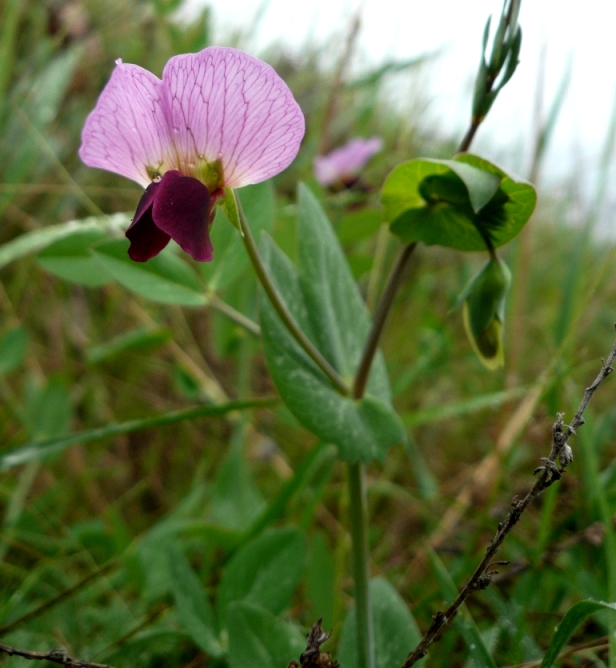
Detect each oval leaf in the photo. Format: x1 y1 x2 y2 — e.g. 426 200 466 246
93 239 207 306
0 213 128 270
37 228 114 286
217 527 305 628
259 185 405 463
337 577 423 668
227 602 305 668
167 544 223 657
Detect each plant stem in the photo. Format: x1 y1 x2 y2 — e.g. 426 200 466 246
208 293 261 337
353 242 417 399
235 192 350 397
347 243 416 668
348 461 375 668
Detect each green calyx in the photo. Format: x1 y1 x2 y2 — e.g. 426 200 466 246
195 158 225 192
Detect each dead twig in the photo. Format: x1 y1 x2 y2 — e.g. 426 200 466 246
401 331 616 667
0 642 115 668
288 619 339 668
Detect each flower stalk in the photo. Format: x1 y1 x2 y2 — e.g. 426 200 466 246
235 192 350 397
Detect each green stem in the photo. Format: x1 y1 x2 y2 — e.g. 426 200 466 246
348 461 375 668
353 242 416 399
235 192 350 396
208 293 261 337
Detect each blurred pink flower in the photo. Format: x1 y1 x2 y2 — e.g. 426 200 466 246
80 47 305 262
313 136 383 188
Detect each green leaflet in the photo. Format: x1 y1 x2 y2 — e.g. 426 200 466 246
259 184 404 463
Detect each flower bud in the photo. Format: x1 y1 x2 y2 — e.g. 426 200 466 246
458 257 511 370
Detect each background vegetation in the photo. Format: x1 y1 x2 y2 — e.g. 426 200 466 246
1 1 616 666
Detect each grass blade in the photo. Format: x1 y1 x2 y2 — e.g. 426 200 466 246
0 398 277 472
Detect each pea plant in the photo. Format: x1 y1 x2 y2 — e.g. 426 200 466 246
1 1 615 667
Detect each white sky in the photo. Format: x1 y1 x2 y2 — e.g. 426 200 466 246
187 0 616 207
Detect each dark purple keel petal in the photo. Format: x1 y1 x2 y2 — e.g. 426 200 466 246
152 170 213 262
126 180 171 262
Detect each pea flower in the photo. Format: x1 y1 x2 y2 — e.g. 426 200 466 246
79 47 305 262
313 136 383 188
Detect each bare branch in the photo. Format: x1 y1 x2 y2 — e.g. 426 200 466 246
0 642 115 668
401 331 616 667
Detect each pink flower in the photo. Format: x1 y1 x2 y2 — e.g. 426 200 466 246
79 47 305 262
313 137 383 188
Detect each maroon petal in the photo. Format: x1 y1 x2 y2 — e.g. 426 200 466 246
151 170 213 262
126 180 171 262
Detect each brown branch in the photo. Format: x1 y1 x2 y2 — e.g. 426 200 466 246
401 331 616 667
288 620 339 668
0 642 115 668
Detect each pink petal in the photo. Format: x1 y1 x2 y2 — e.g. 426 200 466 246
314 136 383 187
79 61 173 187
162 47 305 188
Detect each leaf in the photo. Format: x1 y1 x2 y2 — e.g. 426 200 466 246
259 185 404 462
217 527 305 628
167 544 223 657
0 47 82 217
86 328 172 363
337 577 423 668
245 442 335 540
401 386 526 427
0 397 276 472
540 599 616 668
0 326 27 374
306 532 336 629
381 155 536 251
202 181 275 291
227 602 305 668
37 229 114 286
0 214 128 270
25 377 72 441
337 208 382 244
209 428 266 531
93 239 206 306
427 549 498 668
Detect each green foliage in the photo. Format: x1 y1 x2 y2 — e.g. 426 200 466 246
0 398 274 471
0 214 128 270
37 229 114 287
0 326 27 375
382 154 536 250
167 544 223 657
92 240 207 306
217 528 305 627
338 577 423 668
227 602 305 668
540 599 616 667
0 2 615 667
259 185 404 462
